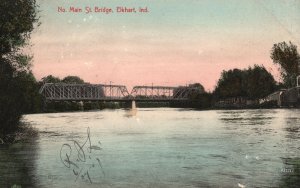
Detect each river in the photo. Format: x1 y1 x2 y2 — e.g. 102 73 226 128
0 108 299 187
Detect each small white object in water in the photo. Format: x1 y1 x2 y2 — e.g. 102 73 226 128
0 138 4 144
238 183 246 188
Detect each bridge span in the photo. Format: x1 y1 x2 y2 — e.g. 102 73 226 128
39 83 198 102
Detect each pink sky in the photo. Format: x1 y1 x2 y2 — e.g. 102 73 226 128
30 0 300 91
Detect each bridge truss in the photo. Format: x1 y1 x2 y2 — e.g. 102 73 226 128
131 86 175 100
39 83 130 101
39 83 198 101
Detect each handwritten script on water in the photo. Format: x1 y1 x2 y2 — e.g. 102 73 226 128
60 127 104 183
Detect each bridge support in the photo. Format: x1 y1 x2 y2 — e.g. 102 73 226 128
79 101 84 111
125 100 137 117
131 100 136 109
124 100 137 109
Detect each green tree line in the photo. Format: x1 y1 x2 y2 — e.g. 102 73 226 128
0 0 40 135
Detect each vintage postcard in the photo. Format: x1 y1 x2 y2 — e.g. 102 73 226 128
0 0 299 187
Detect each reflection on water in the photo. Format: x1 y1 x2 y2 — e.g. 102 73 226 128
284 116 300 140
0 109 299 187
0 137 39 187
218 109 276 126
124 108 137 117
125 101 137 117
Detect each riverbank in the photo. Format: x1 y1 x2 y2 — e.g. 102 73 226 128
0 123 38 144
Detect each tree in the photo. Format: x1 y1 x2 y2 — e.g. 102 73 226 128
62 76 84 84
0 0 39 135
214 65 276 100
214 69 246 99
245 65 276 99
271 41 300 88
41 75 61 83
0 1 38 56
187 83 205 100
18 72 43 114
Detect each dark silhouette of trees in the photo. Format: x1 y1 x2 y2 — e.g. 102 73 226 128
245 65 277 99
271 41 300 88
41 75 61 83
62 76 84 84
41 75 84 84
214 65 276 100
187 83 205 99
214 69 246 99
0 1 38 56
0 0 39 135
189 83 205 92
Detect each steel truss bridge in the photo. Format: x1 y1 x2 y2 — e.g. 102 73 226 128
39 83 198 102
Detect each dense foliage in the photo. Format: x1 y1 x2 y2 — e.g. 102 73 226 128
0 0 39 134
214 69 245 98
41 75 85 84
41 75 61 83
62 76 85 84
271 41 300 88
214 65 277 100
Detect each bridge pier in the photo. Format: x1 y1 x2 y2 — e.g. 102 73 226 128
125 100 137 116
131 100 136 109
79 101 84 111
124 100 137 109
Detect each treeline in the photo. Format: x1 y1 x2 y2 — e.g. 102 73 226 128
173 41 300 109
0 0 40 135
212 41 300 108
171 65 278 109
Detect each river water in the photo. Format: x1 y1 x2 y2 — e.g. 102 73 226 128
0 108 299 187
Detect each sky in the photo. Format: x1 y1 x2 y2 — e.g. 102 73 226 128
30 0 300 91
